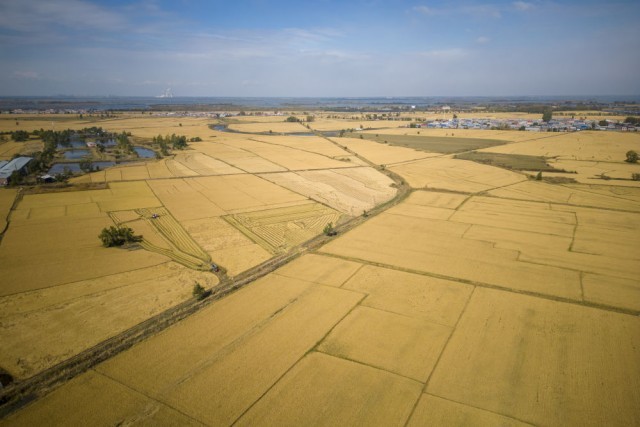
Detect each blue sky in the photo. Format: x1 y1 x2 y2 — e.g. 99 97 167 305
0 0 638 97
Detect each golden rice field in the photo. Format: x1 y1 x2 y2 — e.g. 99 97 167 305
2 113 639 426
224 202 342 254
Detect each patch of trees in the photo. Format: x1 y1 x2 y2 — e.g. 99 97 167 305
542 109 553 123
626 150 638 163
323 222 337 236
11 130 30 141
285 116 299 122
152 134 188 155
625 116 640 125
192 282 208 300
99 226 142 247
116 131 134 153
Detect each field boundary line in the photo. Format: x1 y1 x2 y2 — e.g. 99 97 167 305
90 369 208 426
403 287 476 427
315 252 640 317
229 292 368 426
420 392 537 426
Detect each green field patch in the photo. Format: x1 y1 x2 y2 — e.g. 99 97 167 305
346 133 507 154
455 151 572 172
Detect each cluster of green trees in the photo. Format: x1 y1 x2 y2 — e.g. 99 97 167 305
152 134 188 155
10 130 30 141
624 117 640 125
116 131 134 153
98 226 142 247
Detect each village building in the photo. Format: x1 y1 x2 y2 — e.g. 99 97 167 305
0 157 32 186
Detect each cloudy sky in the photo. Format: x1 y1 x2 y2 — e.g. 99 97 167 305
0 0 638 97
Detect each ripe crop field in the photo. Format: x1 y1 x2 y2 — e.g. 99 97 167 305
261 166 396 215
390 157 527 192
0 188 17 232
3 114 639 426
227 121 308 134
0 139 43 160
224 202 342 254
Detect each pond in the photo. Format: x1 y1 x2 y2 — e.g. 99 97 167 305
134 147 156 158
63 149 91 159
57 140 87 149
48 161 116 174
213 125 228 132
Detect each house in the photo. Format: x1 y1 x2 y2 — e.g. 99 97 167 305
0 157 32 186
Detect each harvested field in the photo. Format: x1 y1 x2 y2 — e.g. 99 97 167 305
390 157 526 192
112 207 212 270
261 166 397 216
249 135 349 157
333 137 437 165
479 130 640 162
228 138 353 170
227 121 308 134
224 202 341 254
351 132 507 154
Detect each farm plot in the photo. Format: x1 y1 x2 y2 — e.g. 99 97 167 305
227 121 308 134
488 180 640 211
354 132 507 154
0 262 216 379
478 130 640 162
194 137 288 173
0 208 166 296
426 288 640 426
0 188 17 231
390 157 526 192
224 202 341 254
317 306 451 382
181 216 272 276
148 175 307 221
0 139 43 160
110 207 212 270
228 138 354 170
333 137 438 165
320 201 583 301
261 166 397 216
236 352 422 427
249 134 349 157
91 277 363 426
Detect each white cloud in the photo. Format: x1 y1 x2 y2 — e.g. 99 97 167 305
0 0 125 32
416 48 467 60
476 36 491 44
13 70 41 80
513 1 534 11
413 5 434 16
